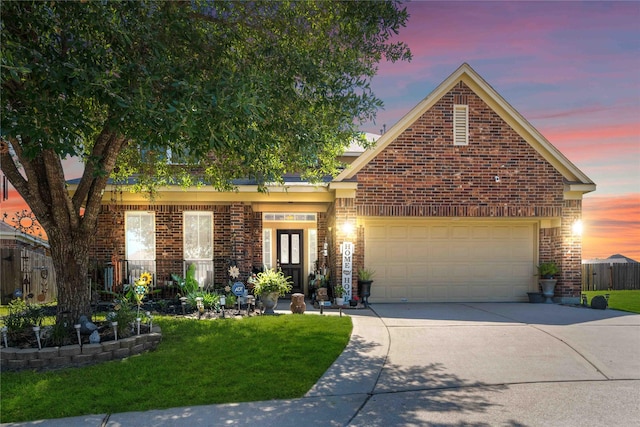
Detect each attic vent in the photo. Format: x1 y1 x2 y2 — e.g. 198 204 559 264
453 104 469 146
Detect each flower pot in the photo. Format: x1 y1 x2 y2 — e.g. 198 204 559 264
349 300 358 307
358 280 373 307
261 291 280 314
527 292 545 303
539 279 557 304
335 297 345 306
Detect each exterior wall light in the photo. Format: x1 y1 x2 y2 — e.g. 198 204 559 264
572 219 583 236
341 221 354 236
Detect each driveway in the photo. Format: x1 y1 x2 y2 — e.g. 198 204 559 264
8 303 640 427
310 303 640 426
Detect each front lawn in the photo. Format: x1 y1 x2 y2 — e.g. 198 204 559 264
0 314 352 423
582 290 640 314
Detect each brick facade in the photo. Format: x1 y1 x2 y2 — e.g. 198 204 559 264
87 65 591 303
356 82 565 213
351 81 583 300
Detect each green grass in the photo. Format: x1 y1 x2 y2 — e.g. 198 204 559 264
0 314 352 423
582 290 640 314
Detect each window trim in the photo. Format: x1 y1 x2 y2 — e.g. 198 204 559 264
125 211 156 261
183 211 213 261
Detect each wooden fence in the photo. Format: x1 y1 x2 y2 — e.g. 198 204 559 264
0 248 57 305
582 263 640 291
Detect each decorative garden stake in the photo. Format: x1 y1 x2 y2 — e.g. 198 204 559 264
196 297 204 318
33 326 41 350
136 318 141 335
1 326 7 348
74 324 82 346
146 312 153 331
111 321 118 341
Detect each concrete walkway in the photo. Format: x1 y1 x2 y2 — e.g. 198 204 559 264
4 303 640 426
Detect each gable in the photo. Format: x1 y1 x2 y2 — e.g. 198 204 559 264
354 82 566 211
336 63 595 197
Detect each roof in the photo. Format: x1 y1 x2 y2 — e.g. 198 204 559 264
583 254 638 264
334 63 596 196
0 221 49 248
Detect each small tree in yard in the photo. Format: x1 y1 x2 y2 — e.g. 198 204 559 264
0 0 411 322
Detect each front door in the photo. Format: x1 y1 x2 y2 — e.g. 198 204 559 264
277 229 303 295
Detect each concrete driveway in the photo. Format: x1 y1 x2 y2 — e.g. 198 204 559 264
7 303 640 427
309 303 640 426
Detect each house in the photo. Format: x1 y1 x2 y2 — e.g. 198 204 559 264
86 63 595 304
0 221 56 305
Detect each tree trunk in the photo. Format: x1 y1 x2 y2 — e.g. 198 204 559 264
49 230 92 324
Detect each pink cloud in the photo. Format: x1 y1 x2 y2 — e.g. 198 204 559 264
582 194 640 261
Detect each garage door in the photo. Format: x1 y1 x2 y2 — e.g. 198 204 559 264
364 219 536 302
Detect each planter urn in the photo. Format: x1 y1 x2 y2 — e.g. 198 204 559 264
539 279 557 304
261 291 280 315
358 280 373 307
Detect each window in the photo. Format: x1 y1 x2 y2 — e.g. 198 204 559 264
263 213 317 222
183 212 213 260
125 212 155 261
308 229 317 274
183 212 213 288
263 228 273 269
453 104 469 146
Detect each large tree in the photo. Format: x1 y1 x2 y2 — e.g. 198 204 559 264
1 0 410 322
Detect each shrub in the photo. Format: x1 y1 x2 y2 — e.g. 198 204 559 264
252 268 292 296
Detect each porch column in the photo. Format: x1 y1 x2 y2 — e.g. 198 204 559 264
329 182 363 300
559 200 582 303
230 203 250 279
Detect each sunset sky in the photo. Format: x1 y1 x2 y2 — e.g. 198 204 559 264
1 1 639 261
360 1 640 261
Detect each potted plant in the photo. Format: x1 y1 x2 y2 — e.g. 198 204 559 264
357 267 375 307
252 268 292 314
334 285 345 306
537 261 559 303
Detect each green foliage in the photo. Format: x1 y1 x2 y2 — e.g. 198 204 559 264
253 268 293 296
224 294 237 307
0 315 352 423
45 322 71 347
2 299 45 331
0 0 410 320
357 268 376 281
537 262 559 279
334 285 345 298
171 263 199 296
187 290 219 309
106 300 138 338
583 290 640 314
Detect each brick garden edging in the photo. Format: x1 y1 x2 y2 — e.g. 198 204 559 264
0 326 162 371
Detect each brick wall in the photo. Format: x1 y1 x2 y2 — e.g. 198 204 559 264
352 81 581 300
559 200 583 298
356 82 565 215
91 204 252 289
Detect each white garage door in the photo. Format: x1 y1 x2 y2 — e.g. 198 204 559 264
364 219 536 302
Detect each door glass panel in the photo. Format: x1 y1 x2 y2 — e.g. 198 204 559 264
292 233 300 264
263 229 272 269
280 234 289 264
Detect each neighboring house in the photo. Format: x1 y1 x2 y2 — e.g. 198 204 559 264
583 254 638 264
0 221 56 305
85 63 595 303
